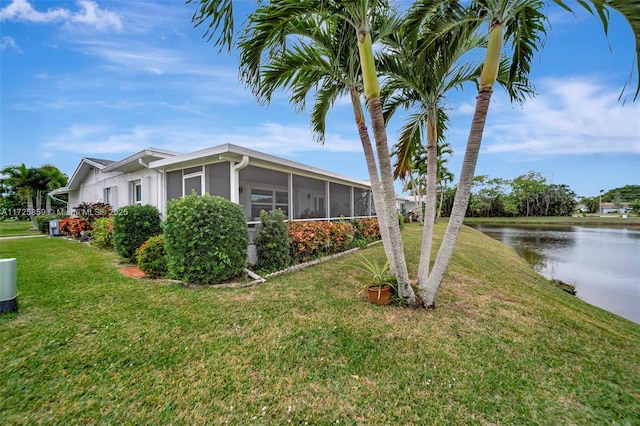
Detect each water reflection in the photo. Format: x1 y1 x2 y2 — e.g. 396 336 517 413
470 224 640 324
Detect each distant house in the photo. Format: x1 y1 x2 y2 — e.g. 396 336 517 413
50 144 381 223
600 202 630 214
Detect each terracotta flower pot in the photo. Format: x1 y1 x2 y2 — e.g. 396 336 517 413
367 285 392 305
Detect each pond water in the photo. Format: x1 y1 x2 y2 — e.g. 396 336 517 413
468 224 640 324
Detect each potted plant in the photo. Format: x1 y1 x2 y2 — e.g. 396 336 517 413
356 256 396 305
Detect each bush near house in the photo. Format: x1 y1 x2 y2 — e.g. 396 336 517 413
164 193 248 285
356 217 381 241
136 235 167 278
287 220 362 264
91 217 114 249
256 209 291 273
59 217 90 239
113 205 162 262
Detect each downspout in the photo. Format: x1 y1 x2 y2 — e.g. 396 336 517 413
229 155 249 204
48 193 69 214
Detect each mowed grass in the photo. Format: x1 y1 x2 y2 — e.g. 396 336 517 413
1 223 638 424
0 220 38 237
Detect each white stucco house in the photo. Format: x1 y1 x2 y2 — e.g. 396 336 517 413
50 144 381 224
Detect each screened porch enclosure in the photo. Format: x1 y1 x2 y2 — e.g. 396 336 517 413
165 162 375 222
239 165 375 221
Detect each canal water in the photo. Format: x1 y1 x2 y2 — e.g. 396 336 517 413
468 224 640 324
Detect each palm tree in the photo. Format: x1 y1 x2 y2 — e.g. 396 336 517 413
0 164 37 228
435 141 454 222
39 165 68 213
411 0 640 307
380 10 532 297
242 14 400 273
234 0 418 305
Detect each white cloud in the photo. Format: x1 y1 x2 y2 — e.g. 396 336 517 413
41 122 362 157
0 0 121 31
67 0 122 32
0 0 70 22
42 123 361 156
483 76 640 156
0 36 22 53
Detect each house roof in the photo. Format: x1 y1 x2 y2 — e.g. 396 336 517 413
50 148 178 195
85 158 116 167
150 143 373 188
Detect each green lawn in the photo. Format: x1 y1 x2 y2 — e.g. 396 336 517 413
1 223 639 424
0 220 38 237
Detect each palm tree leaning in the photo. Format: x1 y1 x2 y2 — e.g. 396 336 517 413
411 0 640 307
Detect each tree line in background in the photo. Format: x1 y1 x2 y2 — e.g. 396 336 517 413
427 178 640 218
0 164 69 226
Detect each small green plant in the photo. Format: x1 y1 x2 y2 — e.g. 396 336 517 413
91 217 114 249
355 256 395 293
136 235 167 278
256 209 291 273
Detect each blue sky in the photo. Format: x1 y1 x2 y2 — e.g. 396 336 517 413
1 0 639 199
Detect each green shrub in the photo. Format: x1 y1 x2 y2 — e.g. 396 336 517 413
398 213 405 230
136 235 167 278
91 217 114 249
256 209 291 273
113 205 162 261
35 214 65 235
164 193 248 285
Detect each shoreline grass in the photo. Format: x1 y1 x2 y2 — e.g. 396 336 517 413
1 223 638 424
463 215 640 228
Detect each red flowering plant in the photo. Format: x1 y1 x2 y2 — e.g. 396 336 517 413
287 220 332 263
359 217 381 241
59 217 91 239
329 221 356 253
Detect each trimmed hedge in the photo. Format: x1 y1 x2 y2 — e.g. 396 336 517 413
256 209 291 273
113 204 162 261
136 235 167 278
164 193 248 285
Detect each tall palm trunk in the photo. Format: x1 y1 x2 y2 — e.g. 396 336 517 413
349 87 394 267
417 107 438 291
27 192 37 229
422 20 504 307
357 24 417 305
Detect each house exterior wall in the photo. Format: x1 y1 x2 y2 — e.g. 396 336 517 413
70 168 160 212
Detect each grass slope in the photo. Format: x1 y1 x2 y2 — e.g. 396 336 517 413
1 223 638 424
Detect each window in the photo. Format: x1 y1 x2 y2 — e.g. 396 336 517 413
104 187 111 205
131 180 142 205
250 188 288 219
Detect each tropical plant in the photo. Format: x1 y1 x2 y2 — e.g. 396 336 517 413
408 0 640 307
0 164 38 228
189 0 640 308
236 3 400 280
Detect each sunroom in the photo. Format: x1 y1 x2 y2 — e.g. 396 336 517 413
151 144 376 224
